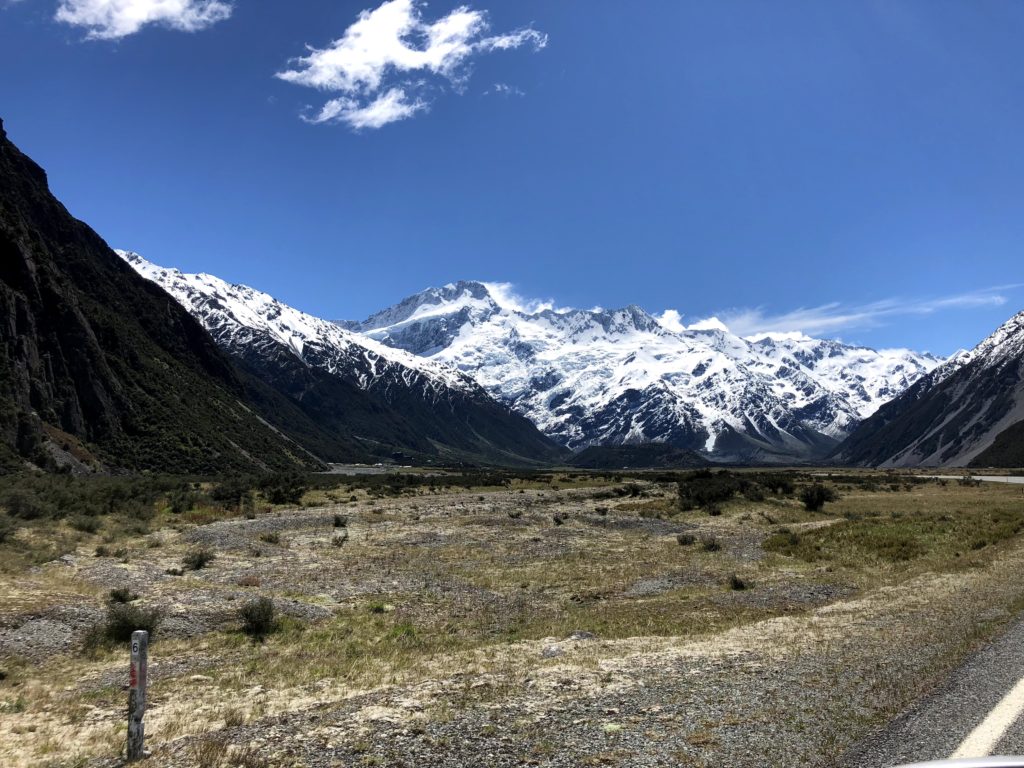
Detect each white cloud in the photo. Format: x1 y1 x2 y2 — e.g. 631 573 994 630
685 317 730 333
486 82 525 97
309 87 427 129
656 309 685 333
685 286 1018 338
55 0 232 39
482 282 556 314
277 0 547 130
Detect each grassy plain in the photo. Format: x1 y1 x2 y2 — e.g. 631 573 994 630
1 469 1023 767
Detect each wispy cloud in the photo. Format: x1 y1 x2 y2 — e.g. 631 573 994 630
314 87 428 130
486 82 526 97
695 285 1020 338
482 282 556 314
55 0 231 39
276 0 547 130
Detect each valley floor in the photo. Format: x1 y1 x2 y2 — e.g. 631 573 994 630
2 474 1024 767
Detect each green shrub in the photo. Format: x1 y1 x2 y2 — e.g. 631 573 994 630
0 516 15 543
211 476 256 507
87 603 162 648
676 533 696 546
743 486 766 502
333 514 348 528
168 487 197 514
1 489 54 520
800 483 837 512
239 597 277 638
259 472 308 505
701 535 722 552
183 547 216 571
108 587 138 604
70 515 101 534
728 574 750 591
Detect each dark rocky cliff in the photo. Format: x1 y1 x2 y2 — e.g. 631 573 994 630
0 118 321 472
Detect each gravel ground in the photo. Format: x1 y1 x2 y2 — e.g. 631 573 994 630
141 563 1024 768
3 485 1023 768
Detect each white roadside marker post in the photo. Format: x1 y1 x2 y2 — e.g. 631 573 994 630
127 630 149 762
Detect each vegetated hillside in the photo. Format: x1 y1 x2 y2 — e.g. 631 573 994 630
566 443 710 470
344 281 941 463
832 311 1024 468
0 118 324 473
122 253 564 467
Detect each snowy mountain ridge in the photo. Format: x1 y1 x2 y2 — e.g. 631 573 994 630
833 310 1024 467
346 281 944 461
119 253 564 465
120 251 945 463
120 252 478 401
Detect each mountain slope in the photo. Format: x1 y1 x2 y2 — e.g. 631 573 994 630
121 254 561 466
565 443 710 470
832 311 1024 467
345 282 941 462
0 119 323 473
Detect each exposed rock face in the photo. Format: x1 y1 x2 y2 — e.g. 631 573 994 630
0 118 323 472
833 311 1024 467
121 254 563 467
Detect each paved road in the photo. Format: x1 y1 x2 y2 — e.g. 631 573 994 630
841 617 1024 766
916 475 1024 485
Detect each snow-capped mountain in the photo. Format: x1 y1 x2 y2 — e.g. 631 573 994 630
834 311 1024 467
121 252 477 400
345 282 942 462
119 254 560 465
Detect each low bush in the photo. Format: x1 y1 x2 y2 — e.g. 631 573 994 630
210 476 256 507
728 574 750 591
259 472 308 505
701 535 722 552
70 515 101 534
800 483 838 512
86 603 162 648
1 489 54 520
182 547 216 571
239 597 277 638
676 533 696 546
108 587 138 604
0 516 15 544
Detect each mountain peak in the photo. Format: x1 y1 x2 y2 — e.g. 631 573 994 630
347 283 942 459
439 280 495 301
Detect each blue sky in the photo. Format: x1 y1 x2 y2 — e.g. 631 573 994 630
1 0 1022 355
